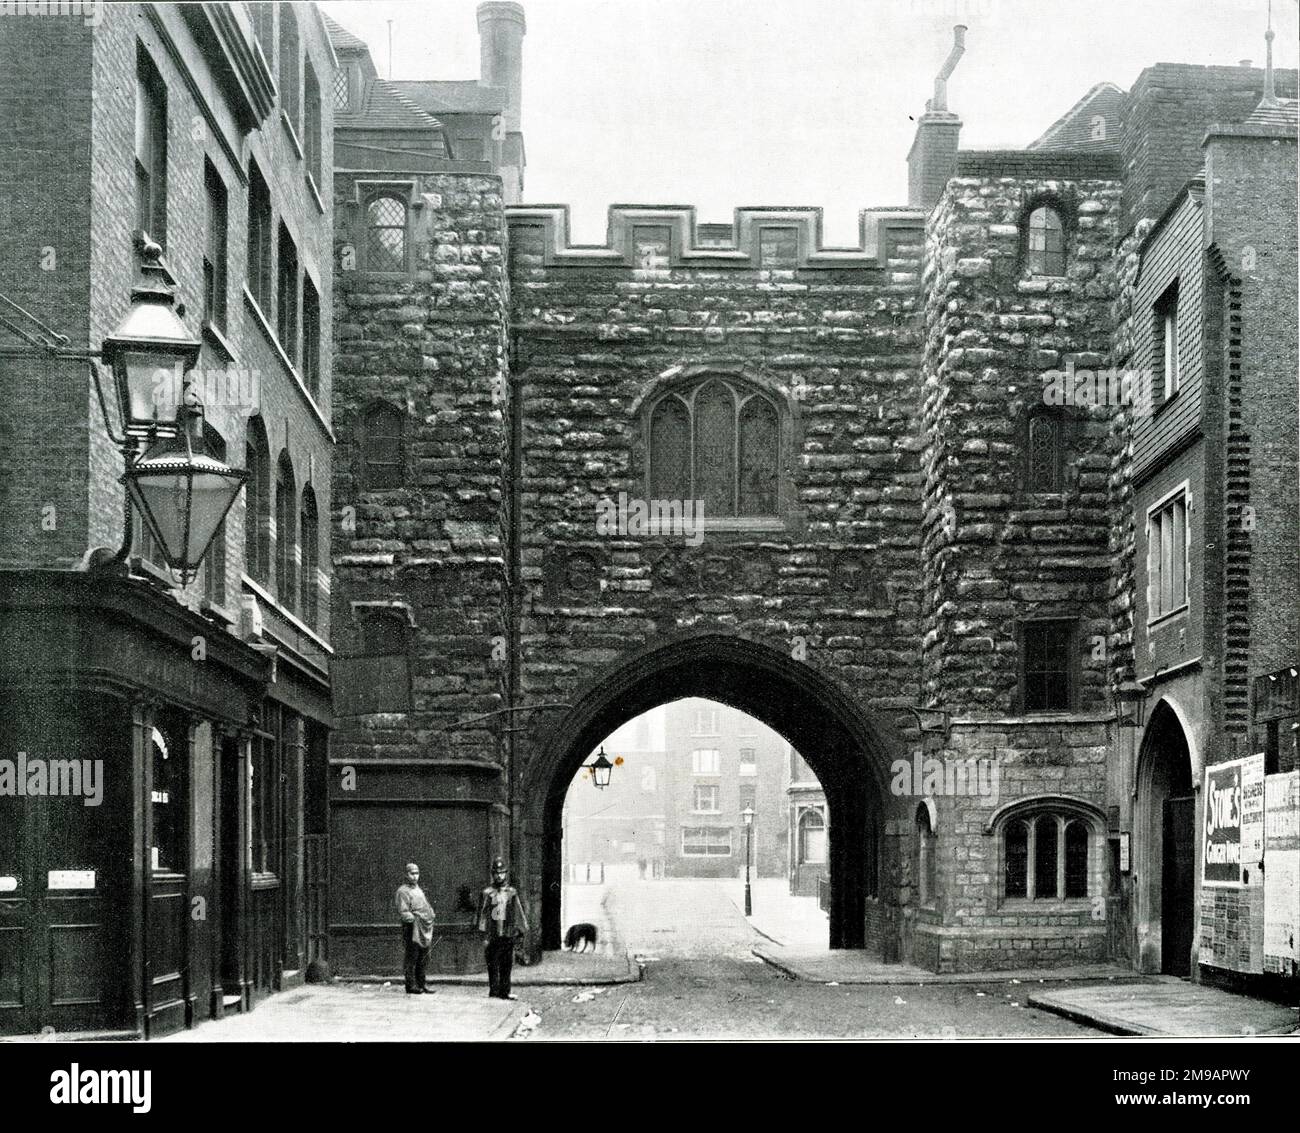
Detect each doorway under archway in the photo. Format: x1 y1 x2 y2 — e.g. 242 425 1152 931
524 634 896 954
1135 699 1195 975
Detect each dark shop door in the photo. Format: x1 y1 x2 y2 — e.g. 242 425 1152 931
1161 794 1195 977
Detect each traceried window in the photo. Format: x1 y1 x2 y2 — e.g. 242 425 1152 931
1026 410 1063 492
1147 488 1188 621
1003 810 1092 900
647 378 780 519
366 194 408 272
1025 205 1065 277
362 402 404 488
682 827 732 857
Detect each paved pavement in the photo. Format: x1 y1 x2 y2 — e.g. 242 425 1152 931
1028 980 1300 1037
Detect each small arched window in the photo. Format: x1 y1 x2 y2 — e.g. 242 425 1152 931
300 485 319 628
647 378 780 519
915 804 937 905
366 195 408 272
244 416 271 584
362 402 404 489
1001 808 1093 900
798 809 826 865
275 451 297 611
1025 205 1066 277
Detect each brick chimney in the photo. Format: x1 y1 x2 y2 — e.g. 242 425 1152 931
477 1 526 133
908 25 966 212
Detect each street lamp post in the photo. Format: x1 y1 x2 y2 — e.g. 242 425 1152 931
742 806 754 917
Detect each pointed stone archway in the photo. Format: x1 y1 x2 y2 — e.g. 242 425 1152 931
520 633 902 954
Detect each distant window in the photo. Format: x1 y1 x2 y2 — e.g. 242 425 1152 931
648 378 780 519
1026 411 1063 492
304 63 322 186
302 274 321 398
362 402 404 489
693 784 719 814
135 49 168 247
1154 283 1179 402
1002 810 1092 900
1147 488 1188 621
690 749 720 776
279 5 300 129
275 451 296 611
693 708 719 735
1025 205 1065 277
738 748 757 776
277 223 299 361
203 161 228 332
332 65 349 110
366 194 408 272
1022 619 1074 712
682 827 732 857
300 486 319 628
799 809 826 865
247 161 273 311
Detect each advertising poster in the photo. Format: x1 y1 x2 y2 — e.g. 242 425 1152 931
1203 759 1243 886
1264 771 1300 971
1241 753 1265 871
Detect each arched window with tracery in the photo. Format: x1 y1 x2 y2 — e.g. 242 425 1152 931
647 378 780 519
366 194 408 272
1000 804 1096 901
1026 409 1064 492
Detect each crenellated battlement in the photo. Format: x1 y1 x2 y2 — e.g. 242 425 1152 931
504 203 925 270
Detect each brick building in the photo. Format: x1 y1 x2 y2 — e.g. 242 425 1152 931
0 2 335 1036
324 4 1298 987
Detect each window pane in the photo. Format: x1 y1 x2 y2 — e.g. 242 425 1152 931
738 395 778 515
150 727 181 873
1034 815 1058 898
694 381 736 517
649 396 690 500
1171 497 1186 608
1023 621 1071 711
333 66 349 109
1148 511 1162 617
1065 821 1089 898
1005 820 1028 898
1160 505 1174 613
1028 414 1060 491
1027 207 1064 276
275 455 296 610
364 405 403 488
367 197 407 271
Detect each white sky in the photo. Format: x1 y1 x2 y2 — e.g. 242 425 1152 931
317 0 1298 244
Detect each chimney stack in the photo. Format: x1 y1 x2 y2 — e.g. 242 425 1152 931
477 2 526 133
908 26 967 213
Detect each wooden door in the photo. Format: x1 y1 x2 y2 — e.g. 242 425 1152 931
1161 795 1195 977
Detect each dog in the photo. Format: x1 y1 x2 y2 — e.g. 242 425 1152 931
564 923 598 953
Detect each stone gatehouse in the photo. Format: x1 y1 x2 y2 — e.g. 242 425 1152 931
325 7 1299 985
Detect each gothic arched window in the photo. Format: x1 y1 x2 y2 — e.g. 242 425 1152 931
915 804 937 905
365 194 407 272
1025 205 1066 277
647 378 780 518
1000 806 1095 900
300 485 319 628
275 451 297 611
1026 410 1063 492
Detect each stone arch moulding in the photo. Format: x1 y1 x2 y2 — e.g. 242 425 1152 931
1135 694 1204 796
983 793 1107 835
916 796 939 832
523 630 908 952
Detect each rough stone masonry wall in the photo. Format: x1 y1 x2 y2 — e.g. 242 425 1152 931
331 171 510 771
506 208 931 926
918 161 1124 970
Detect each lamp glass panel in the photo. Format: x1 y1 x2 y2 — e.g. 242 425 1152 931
121 352 184 427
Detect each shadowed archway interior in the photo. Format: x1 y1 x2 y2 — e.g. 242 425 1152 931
524 634 897 953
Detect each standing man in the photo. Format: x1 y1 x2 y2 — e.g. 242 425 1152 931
476 857 529 999
396 862 435 995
